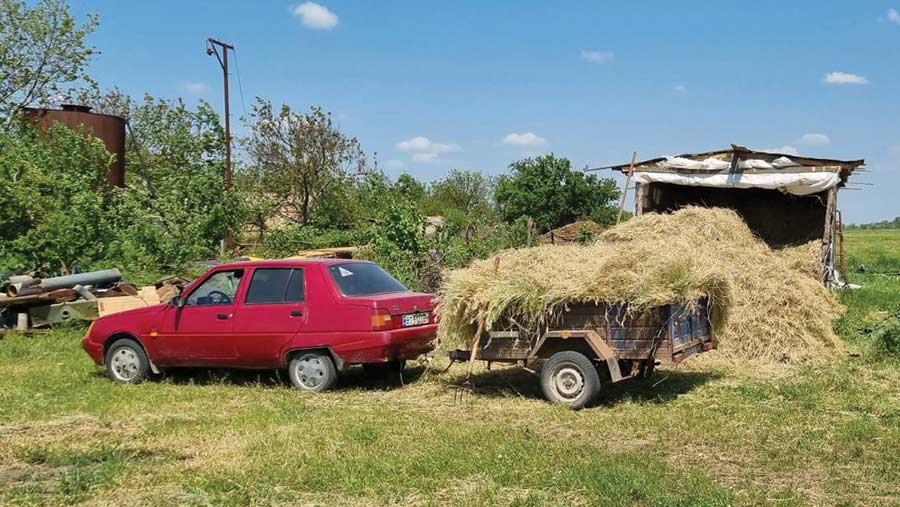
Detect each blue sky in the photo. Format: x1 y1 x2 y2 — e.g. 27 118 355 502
72 1 900 223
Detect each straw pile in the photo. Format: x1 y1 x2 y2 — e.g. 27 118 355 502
437 207 845 364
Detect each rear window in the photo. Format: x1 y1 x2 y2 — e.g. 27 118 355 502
327 263 407 296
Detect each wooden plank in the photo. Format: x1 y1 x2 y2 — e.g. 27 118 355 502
97 286 161 317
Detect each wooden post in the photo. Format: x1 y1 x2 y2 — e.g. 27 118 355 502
465 318 486 380
634 182 644 216
820 187 837 285
837 210 847 285
616 151 637 225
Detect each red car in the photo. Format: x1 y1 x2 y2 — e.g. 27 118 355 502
82 259 437 391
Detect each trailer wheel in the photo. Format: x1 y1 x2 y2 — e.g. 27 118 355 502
540 351 601 409
638 360 656 379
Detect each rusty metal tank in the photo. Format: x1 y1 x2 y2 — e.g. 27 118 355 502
23 104 126 187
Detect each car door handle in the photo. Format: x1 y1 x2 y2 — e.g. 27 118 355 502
217 313 232 320
290 310 304 317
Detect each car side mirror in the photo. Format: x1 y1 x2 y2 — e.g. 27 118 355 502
170 295 186 308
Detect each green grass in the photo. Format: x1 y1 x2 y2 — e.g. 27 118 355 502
2 230 900 506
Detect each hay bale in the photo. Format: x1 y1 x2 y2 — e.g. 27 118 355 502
437 207 845 364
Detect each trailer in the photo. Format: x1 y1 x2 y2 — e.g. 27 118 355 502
450 300 714 409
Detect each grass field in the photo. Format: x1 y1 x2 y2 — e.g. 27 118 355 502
2 230 899 507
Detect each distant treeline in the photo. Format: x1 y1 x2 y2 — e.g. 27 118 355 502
846 217 900 230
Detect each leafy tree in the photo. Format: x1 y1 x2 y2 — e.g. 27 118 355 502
243 100 366 226
0 0 98 120
396 173 426 204
494 154 620 231
105 95 241 269
425 169 493 220
0 123 114 271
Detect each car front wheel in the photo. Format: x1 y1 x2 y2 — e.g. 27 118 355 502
288 352 338 392
105 338 150 384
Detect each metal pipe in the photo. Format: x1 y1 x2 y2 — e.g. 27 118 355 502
7 269 121 297
73 284 97 301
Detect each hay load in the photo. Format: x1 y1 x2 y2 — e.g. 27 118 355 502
437 207 845 364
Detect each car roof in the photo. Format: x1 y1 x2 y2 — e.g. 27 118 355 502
212 258 373 270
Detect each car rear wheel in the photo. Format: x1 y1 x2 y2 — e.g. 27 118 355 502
540 351 601 410
362 360 406 377
105 338 150 384
288 352 338 392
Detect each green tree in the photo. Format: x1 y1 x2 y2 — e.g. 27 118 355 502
425 169 493 220
0 123 114 272
0 0 98 120
106 95 241 269
494 154 620 231
243 100 366 226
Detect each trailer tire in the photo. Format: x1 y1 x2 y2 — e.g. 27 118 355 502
540 351 601 410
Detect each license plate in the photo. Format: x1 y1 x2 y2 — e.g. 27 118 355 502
402 312 429 327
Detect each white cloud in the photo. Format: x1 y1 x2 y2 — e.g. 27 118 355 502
761 145 801 156
177 81 209 95
886 8 900 24
395 136 460 154
672 84 687 92
581 50 615 63
501 132 547 147
292 2 338 30
795 133 830 145
823 71 869 85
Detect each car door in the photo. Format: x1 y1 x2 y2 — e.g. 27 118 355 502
230 267 306 367
157 269 245 366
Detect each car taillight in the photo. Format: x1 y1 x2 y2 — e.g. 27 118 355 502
371 308 394 330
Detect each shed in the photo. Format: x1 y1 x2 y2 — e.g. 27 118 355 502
597 145 865 285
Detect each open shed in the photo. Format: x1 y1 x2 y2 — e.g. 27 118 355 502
598 145 864 285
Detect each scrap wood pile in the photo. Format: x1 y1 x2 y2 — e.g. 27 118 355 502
437 207 845 364
0 270 188 330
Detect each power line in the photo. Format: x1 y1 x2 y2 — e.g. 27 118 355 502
232 48 249 121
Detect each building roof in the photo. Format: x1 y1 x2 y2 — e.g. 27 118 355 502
592 145 865 185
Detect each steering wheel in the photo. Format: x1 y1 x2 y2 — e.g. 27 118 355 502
206 290 232 305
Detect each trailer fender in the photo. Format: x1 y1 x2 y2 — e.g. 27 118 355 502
530 330 626 382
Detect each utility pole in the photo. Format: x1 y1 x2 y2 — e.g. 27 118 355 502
206 37 235 247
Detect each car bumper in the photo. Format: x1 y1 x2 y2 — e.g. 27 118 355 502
335 323 437 364
82 335 103 365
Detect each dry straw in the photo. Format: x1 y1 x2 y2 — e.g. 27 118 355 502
437 207 845 364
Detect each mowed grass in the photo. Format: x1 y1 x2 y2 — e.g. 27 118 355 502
2 230 900 506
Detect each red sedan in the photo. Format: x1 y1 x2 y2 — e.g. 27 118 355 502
82 259 437 391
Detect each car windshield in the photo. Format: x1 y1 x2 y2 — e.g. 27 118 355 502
327 263 407 296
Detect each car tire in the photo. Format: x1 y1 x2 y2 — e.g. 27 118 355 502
540 351 601 410
288 352 338 392
362 360 406 377
105 338 150 384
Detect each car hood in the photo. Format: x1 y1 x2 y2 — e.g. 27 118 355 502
93 303 167 336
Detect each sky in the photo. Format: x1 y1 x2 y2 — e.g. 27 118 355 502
69 0 900 224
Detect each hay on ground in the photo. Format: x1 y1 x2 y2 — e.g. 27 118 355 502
437 207 845 364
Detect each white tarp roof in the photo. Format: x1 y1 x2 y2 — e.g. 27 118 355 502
635 156 841 196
